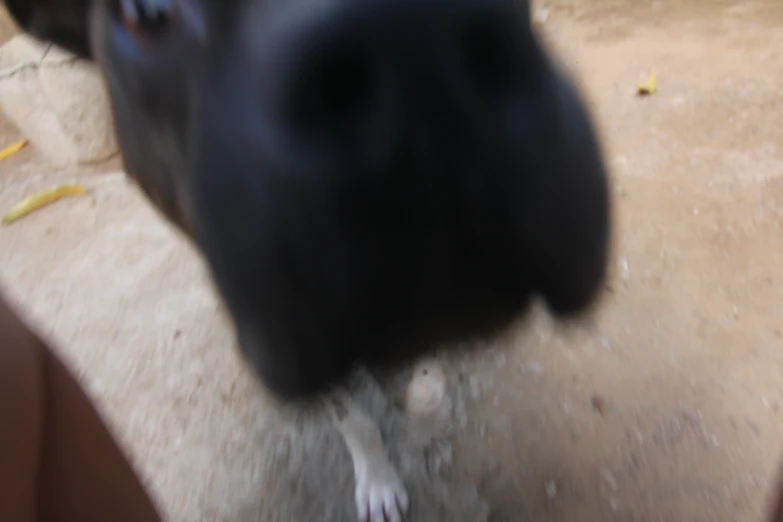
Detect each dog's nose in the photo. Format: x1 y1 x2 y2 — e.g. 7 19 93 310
264 0 525 138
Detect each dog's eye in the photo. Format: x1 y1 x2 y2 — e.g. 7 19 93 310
119 0 177 35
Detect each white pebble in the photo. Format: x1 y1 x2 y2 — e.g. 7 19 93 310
533 7 550 24
618 257 630 284
545 480 558 499
469 375 482 400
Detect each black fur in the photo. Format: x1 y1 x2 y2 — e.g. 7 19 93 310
3 0 611 402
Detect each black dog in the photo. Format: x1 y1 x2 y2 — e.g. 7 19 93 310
5 0 611 401
4 1 610 518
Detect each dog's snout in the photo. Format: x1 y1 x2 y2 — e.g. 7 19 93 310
273 0 523 133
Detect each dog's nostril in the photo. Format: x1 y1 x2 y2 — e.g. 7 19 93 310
458 13 520 94
287 42 376 129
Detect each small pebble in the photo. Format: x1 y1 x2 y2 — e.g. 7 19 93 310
545 480 558 499
469 376 482 400
591 394 607 415
618 257 630 285
533 6 550 24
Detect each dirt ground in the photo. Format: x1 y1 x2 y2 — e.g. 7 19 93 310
2 1 783 521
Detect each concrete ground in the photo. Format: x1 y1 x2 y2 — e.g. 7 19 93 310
2 0 783 521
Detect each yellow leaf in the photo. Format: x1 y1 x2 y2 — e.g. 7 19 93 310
0 139 28 160
2 184 87 225
637 70 657 96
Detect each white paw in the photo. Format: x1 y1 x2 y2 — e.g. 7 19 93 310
355 460 409 522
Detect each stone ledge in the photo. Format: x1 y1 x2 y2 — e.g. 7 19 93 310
0 35 118 166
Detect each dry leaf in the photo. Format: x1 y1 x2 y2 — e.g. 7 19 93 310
0 139 28 160
637 70 657 96
2 184 87 225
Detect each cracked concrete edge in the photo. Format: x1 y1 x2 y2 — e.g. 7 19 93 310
0 34 119 166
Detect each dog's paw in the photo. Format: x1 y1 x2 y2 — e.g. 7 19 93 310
355 459 409 522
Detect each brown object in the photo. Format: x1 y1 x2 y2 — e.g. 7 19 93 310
590 393 607 416
771 476 783 522
0 289 162 522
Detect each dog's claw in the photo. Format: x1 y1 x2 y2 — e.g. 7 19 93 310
355 460 408 522
357 501 368 522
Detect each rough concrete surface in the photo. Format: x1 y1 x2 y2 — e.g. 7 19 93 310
2 0 783 521
0 34 118 166
225 368 490 522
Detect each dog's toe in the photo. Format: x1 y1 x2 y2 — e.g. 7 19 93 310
355 462 408 522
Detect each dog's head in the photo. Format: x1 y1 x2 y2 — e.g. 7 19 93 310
4 0 611 401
